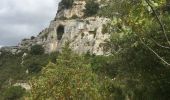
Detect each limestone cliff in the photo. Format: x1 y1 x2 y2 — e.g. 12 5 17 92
2 0 111 55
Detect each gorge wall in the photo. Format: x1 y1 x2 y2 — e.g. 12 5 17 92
1 0 111 55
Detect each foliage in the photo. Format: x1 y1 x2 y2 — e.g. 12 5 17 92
27 63 42 74
3 86 25 100
102 0 170 99
23 52 59 74
2 0 170 100
102 24 110 34
98 1 117 18
87 55 118 78
28 45 126 100
30 36 35 40
84 0 99 16
0 50 59 99
49 52 59 63
61 0 74 9
0 51 26 89
30 45 44 55
71 15 79 19
29 45 100 99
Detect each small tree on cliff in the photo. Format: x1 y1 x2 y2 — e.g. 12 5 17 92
85 0 99 16
30 45 44 55
62 0 74 9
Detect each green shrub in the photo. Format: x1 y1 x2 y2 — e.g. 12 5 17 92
28 45 120 99
102 24 109 34
29 46 100 99
27 63 42 74
31 36 35 40
84 0 99 16
90 55 118 78
61 0 74 9
71 15 79 19
49 52 59 63
30 45 44 55
23 51 59 74
0 51 26 88
3 86 25 100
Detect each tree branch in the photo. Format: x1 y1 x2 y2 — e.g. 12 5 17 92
140 38 170 66
151 38 170 49
145 0 170 45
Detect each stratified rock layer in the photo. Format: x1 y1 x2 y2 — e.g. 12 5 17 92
4 0 111 55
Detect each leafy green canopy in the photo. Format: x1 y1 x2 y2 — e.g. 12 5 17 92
0 51 26 89
84 0 99 16
30 45 44 55
28 45 125 100
100 0 170 99
0 49 59 99
3 86 25 100
61 0 74 9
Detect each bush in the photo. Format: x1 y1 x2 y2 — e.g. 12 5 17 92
0 52 27 88
29 46 101 99
84 0 99 16
27 63 42 74
3 86 25 100
90 55 118 78
30 45 44 55
61 0 74 9
49 52 59 63
28 45 120 99
31 36 35 40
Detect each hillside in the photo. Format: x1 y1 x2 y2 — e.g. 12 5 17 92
1 0 170 100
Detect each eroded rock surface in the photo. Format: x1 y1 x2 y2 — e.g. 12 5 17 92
2 0 111 55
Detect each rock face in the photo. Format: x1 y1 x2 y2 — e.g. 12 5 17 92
14 82 31 91
7 0 111 55
0 46 22 54
55 1 86 19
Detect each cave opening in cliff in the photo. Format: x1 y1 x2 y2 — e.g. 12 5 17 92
57 25 64 40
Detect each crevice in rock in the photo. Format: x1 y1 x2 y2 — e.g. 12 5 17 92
57 25 65 40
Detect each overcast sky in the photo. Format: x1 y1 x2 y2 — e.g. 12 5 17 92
0 0 61 47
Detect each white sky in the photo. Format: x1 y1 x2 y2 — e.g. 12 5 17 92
0 0 61 46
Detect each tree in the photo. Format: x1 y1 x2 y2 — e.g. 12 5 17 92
61 0 74 9
28 44 123 100
84 0 99 16
27 62 42 74
3 86 25 100
30 36 35 40
29 45 101 99
30 45 44 55
102 0 170 99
